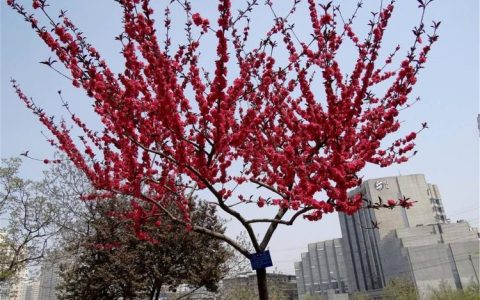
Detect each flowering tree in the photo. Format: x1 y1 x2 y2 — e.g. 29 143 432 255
7 0 439 298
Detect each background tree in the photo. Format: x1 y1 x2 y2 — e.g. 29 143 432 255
7 0 439 298
0 158 58 282
1 157 231 299
57 198 230 300
223 232 253 279
0 155 101 283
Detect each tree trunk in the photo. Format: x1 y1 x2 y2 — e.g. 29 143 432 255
149 286 156 300
256 268 269 300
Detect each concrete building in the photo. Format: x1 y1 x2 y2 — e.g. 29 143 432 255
0 232 28 300
23 279 40 300
0 268 28 300
339 174 445 293
38 255 62 300
427 183 448 223
294 239 349 300
380 222 479 299
338 174 479 298
0 284 10 300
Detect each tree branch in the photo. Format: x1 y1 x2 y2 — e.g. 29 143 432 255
247 206 314 225
138 193 251 258
251 180 287 199
259 207 287 251
128 135 261 252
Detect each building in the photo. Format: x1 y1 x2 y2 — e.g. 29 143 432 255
0 285 8 300
380 222 479 299
38 254 63 300
0 232 28 300
427 183 448 223
339 174 447 293
339 174 479 299
23 279 40 300
294 239 349 300
222 272 297 300
0 268 28 300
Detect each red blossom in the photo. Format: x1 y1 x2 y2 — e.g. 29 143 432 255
320 14 332 25
288 54 298 63
257 197 266 208
192 12 209 32
8 0 438 259
399 198 415 209
32 0 41 9
387 199 397 207
405 132 417 142
192 13 203 26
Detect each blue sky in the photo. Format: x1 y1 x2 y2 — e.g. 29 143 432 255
1 1 478 274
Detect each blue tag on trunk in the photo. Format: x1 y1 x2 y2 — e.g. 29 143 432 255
249 250 273 270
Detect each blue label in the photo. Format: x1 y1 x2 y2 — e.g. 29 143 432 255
249 250 273 270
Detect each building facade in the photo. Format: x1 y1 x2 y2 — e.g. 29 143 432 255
380 221 479 299
23 280 40 300
339 174 445 293
294 239 349 300
427 183 448 223
38 254 62 300
0 269 28 300
0 232 28 300
339 174 479 298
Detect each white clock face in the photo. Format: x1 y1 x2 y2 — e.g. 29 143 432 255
374 181 388 190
